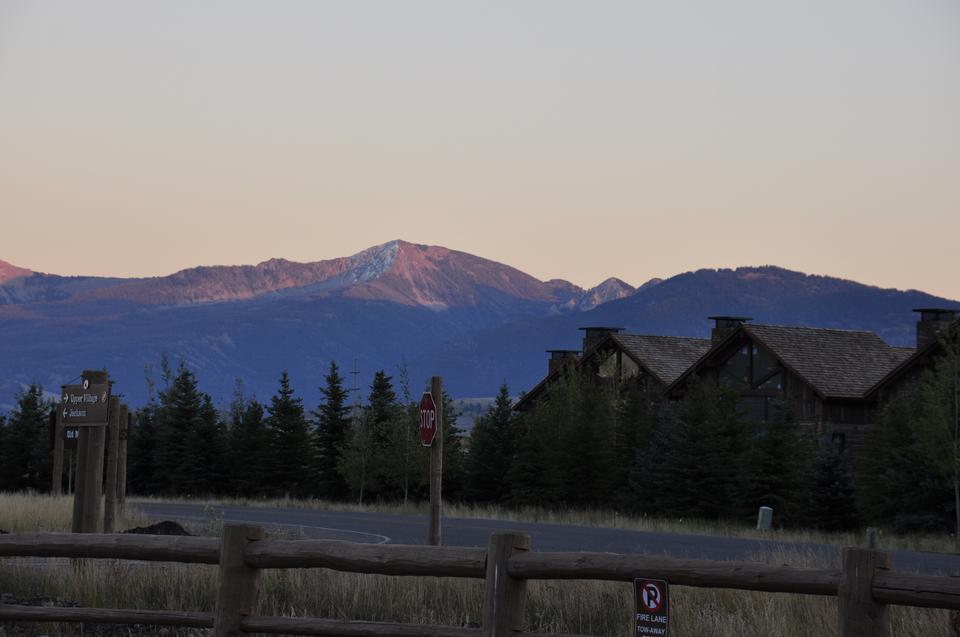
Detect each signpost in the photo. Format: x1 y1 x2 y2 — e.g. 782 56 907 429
60 381 110 425
423 377 443 546
634 578 670 637
68 371 111 533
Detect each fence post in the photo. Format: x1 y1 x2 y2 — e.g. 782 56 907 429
482 532 531 637
213 523 265 637
838 547 890 637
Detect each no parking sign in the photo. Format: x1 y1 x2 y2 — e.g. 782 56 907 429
634 578 669 636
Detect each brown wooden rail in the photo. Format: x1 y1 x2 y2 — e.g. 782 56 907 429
2 525 959 636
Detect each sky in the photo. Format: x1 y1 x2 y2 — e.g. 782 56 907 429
1 1 958 299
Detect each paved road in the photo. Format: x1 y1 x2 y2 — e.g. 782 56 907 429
134 502 960 576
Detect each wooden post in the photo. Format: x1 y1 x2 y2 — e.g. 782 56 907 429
428 376 443 546
71 428 89 533
71 370 110 533
481 532 531 637
213 523 265 637
51 406 64 496
82 424 106 533
117 409 129 511
103 398 121 533
839 547 890 637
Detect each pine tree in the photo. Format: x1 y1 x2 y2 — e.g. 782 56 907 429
154 363 206 495
265 371 313 497
858 340 959 533
441 390 467 502
387 366 428 505
313 362 351 500
366 370 403 499
736 401 813 527
230 396 268 497
339 410 374 504
179 394 228 495
507 372 576 507
557 377 618 507
805 443 860 531
0 385 52 491
466 384 516 502
617 383 662 510
637 381 749 519
128 403 160 495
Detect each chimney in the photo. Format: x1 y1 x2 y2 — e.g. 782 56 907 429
914 308 958 348
578 326 624 353
547 350 580 375
708 316 752 344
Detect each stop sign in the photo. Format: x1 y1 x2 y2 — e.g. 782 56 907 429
419 391 438 446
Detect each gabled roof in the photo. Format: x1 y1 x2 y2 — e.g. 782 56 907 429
514 332 710 411
865 319 960 399
667 324 914 400
610 334 711 386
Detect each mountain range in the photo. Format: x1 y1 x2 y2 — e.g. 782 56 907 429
0 240 956 410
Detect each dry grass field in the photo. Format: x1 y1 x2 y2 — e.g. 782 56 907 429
0 493 953 636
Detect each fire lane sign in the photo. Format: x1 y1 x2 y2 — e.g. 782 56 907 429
61 382 110 425
419 391 438 447
634 578 669 637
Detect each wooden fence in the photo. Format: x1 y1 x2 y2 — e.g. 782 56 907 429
2 524 960 636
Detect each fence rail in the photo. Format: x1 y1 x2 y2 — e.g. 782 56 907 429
2 525 959 636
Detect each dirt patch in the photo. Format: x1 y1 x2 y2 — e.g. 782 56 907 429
121 520 192 536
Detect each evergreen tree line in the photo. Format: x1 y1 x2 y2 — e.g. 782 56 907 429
467 338 960 532
126 358 467 502
468 372 859 531
1 336 957 535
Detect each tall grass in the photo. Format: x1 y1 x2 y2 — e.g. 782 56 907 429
0 492 147 533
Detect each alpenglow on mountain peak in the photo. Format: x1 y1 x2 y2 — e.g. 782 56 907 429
0 240 609 310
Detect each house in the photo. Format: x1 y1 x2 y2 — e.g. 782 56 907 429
665 316 924 455
513 326 711 411
865 309 959 403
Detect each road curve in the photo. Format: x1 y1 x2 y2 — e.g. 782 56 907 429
133 502 960 576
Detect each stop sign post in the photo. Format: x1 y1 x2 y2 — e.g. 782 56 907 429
424 376 443 546
420 391 438 446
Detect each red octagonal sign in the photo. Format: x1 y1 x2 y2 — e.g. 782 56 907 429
419 391 438 447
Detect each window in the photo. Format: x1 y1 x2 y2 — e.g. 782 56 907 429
721 345 750 386
757 372 783 391
718 342 783 392
753 346 779 382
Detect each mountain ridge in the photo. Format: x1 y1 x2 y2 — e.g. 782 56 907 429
1 240 601 310
0 244 957 408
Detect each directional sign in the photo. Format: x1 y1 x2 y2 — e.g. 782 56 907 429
61 382 110 425
419 391 438 447
634 578 669 636
64 427 80 450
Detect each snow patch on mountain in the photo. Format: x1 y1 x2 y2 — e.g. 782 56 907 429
340 240 400 283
